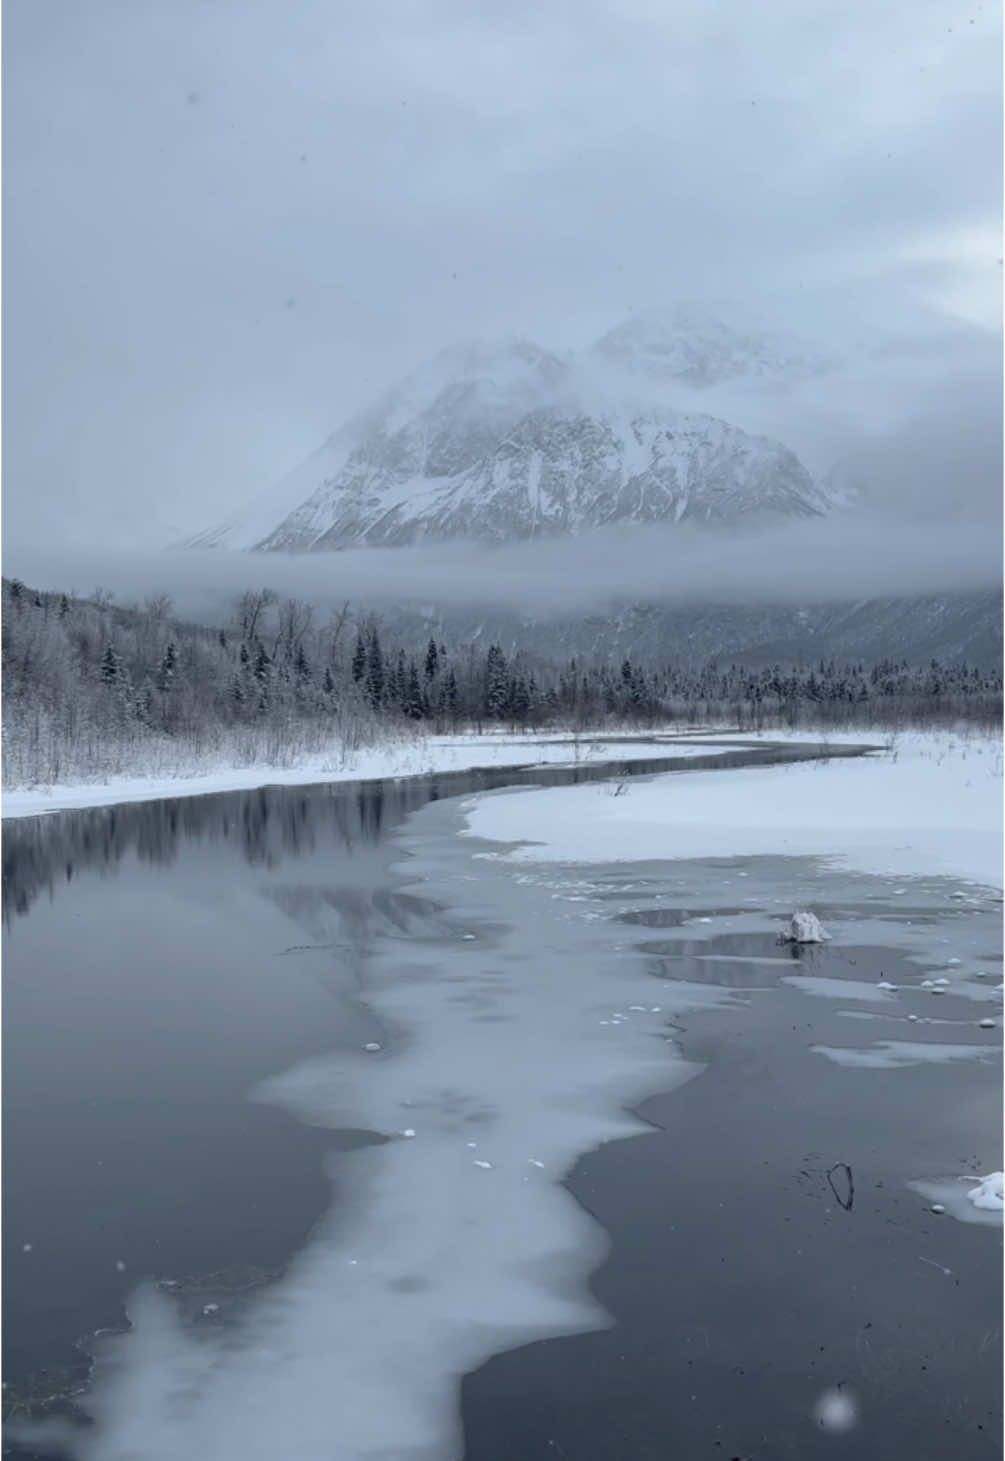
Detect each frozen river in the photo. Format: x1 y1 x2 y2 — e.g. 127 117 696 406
3 739 1001 1459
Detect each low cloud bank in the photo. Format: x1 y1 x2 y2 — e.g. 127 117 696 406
4 507 1000 625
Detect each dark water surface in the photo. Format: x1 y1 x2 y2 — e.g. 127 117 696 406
3 738 1001 1459
4 743 830 1392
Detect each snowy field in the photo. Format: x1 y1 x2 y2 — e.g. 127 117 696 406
1 730 742 820
462 730 1004 889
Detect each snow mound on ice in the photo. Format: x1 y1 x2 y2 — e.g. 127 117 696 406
780 911 829 944
965 1171 1004 1212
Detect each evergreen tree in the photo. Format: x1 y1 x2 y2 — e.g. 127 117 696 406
351 633 367 683
510 675 530 725
157 642 178 693
485 644 508 720
404 662 425 719
366 627 384 708
444 667 459 723
392 649 408 710
253 642 271 685
100 645 121 684
424 637 439 681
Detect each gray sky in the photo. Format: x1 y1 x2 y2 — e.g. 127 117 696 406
3 0 1001 553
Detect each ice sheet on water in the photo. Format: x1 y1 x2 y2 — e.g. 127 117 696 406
908 1171 1004 1227
811 1040 999 1070
782 976 895 1003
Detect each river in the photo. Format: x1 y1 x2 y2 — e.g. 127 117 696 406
3 739 1001 1459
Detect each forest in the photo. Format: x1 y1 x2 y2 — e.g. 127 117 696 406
3 577 1001 788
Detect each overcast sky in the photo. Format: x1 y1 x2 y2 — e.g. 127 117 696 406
3 0 1001 553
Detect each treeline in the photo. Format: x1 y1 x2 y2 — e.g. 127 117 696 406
2 578 1001 787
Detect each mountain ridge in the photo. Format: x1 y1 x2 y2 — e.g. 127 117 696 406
187 312 837 552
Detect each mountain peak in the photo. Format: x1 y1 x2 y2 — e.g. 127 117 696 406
591 307 834 388
186 311 834 552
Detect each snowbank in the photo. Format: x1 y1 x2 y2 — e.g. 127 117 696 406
462 731 1003 889
1 732 736 821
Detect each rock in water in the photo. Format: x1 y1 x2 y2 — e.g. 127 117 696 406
781 911 829 944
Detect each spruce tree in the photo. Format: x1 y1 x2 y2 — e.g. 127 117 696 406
352 633 367 683
393 649 408 710
405 663 424 719
253 642 271 685
485 645 508 720
100 645 121 684
157 642 177 693
444 667 459 723
366 627 384 708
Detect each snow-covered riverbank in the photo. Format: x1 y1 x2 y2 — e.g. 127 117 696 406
1 730 737 820
462 730 1004 888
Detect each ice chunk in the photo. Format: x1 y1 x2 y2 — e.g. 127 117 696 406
364 1042 382 1052
472 1160 493 1170
813 1387 858 1432
780 911 829 943
930 1204 945 1214
964 1172 1004 1212
978 1018 996 1029
877 981 897 991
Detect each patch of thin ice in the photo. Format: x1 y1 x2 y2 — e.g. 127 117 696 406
783 976 896 1004
908 1171 1005 1227
811 1041 999 1071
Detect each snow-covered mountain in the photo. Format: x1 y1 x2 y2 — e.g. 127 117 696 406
590 307 835 388
188 316 833 552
